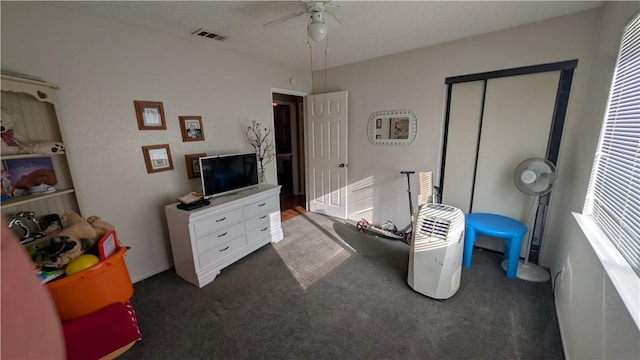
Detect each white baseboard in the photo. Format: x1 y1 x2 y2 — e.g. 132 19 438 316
131 264 172 284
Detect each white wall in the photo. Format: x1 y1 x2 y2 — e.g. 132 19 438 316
1 2 310 282
323 9 599 230
542 2 640 359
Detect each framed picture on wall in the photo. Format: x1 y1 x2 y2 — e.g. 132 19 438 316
134 100 166 130
389 117 410 139
185 153 206 179
180 116 205 142
142 144 174 173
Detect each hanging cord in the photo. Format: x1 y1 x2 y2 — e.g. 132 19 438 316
307 19 328 118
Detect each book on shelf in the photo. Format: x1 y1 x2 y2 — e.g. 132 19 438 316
2 157 59 196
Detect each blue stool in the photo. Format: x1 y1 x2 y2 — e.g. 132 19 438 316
463 213 527 279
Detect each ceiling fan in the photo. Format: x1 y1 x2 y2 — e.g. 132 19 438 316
262 0 342 41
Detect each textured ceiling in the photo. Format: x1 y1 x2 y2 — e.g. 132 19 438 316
50 1 603 70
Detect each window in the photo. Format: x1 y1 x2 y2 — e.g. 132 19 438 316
584 12 640 276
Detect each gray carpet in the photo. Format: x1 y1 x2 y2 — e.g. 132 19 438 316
121 212 563 360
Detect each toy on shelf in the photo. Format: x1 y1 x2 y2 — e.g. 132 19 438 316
1 107 64 155
7 211 47 244
1 170 12 201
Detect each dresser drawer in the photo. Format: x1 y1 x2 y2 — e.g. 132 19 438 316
244 195 279 219
196 222 245 254
245 209 276 231
192 208 243 238
198 235 246 269
246 216 273 245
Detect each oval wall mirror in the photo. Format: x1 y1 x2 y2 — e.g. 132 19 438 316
368 109 417 146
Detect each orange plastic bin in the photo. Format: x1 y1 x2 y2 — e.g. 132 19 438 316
46 246 133 322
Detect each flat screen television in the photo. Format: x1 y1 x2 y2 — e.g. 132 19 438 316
199 152 259 199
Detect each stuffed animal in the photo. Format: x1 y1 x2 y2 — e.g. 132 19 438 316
30 142 65 155
27 212 120 268
26 235 87 268
1 107 65 155
58 212 99 243
87 215 116 241
1 108 24 155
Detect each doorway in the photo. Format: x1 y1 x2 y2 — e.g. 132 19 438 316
272 93 306 221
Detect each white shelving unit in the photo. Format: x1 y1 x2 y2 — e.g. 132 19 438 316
1 74 81 220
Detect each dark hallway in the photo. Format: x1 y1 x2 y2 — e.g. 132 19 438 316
272 93 306 221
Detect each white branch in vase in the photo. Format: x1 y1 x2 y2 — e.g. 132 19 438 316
244 120 275 182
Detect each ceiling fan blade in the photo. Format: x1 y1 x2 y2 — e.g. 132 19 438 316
325 9 342 25
262 10 307 28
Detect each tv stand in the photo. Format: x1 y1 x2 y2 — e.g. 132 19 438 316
165 184 283 288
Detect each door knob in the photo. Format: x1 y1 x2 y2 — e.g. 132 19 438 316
339 163 346 168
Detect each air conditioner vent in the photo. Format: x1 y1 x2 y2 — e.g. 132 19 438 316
192 28 226 41
417 217 450 241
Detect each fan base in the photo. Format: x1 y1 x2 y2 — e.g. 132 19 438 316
501 260 550 282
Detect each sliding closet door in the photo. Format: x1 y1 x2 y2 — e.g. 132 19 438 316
441 81 484 212
472 71 560 254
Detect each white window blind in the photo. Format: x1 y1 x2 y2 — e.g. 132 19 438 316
584 12 640 277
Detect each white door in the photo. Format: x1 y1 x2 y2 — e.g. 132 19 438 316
441 80 485 212
306 91 348 218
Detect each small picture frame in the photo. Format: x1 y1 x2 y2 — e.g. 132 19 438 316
180 116 205 142
185 153 206 179
142 144 174 173
134 100 166 130
389 117 410 139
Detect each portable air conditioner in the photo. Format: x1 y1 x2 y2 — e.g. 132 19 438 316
407 203 465 299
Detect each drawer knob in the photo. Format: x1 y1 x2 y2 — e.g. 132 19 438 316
216 217 226 222
261 227 268 232
259 215 267 219
217 232 228 238
258 202 266 207
219 246 229 252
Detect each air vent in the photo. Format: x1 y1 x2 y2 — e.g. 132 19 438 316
417 217 450 241
192 28 226 41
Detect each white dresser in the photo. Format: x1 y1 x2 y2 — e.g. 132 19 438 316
165 184 283 288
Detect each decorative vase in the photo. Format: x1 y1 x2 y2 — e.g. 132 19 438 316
259 168 266 184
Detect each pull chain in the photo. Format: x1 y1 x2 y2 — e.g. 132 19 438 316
307 31 328 118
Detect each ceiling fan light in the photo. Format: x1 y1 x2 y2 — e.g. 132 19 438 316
308 21 327 41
